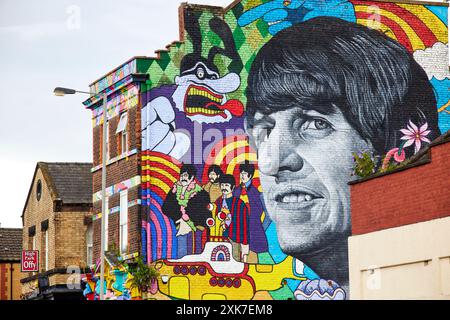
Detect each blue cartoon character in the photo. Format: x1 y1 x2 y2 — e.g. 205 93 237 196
238 0 355 35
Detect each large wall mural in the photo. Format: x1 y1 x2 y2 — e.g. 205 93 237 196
139 0 449 300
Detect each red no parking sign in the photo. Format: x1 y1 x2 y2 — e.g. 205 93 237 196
21 250 39 272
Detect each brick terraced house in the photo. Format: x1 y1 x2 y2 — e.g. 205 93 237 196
21 162 92 300
0 227 22 300
82 58 151 266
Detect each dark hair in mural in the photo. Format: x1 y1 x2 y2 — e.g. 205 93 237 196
180 163 197 179
207 164 223 176
246 17 440 158
219 174 237 187
239 161 255 178
181 9 243 75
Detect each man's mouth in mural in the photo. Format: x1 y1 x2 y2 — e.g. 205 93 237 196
184 85 244 118
272 186 324 210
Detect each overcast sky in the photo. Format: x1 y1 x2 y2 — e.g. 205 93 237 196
0 0 231 228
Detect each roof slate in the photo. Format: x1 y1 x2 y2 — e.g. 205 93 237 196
0 228 23 262
42 162 92 204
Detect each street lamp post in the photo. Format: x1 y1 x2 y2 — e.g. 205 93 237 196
53 87 108 301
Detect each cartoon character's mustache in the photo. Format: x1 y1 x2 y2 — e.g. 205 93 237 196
221 189 230 193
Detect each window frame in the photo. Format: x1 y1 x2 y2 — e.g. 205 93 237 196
116 112 128 156
86 224 93 266
104 197 109 252
119 190 128 255
44 230 48 271
105 120 110 161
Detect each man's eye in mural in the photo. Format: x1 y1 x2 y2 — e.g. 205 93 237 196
308 119 331 130
296 117 334 139
237 0 355 35
171 12 244 124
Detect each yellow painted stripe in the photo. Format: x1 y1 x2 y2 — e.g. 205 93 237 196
148 177 171 194
355 5 425 50
149 167 177 182
214 140 249 164
149 156 180 173
225 153 258 174
398 3 448 44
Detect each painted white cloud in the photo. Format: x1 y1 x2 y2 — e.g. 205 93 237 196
413 42 450 81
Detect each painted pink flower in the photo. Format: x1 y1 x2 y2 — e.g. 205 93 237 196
400 121 431 154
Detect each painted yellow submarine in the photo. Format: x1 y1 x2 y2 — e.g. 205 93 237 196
153 240 307 300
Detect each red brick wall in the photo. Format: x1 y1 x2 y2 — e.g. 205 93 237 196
92 156 139 194
351 142 450 235
91 102 142 261
92 187 140 259
92 106 138 167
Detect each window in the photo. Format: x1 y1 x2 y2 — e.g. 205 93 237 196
36 180 42 201
119 190 128 254
104 197 109 252
44 230 48 271
99 121 110 163
116 112 128 155
28 225 36 252
41 220 49 271
121 127 128 155
105 120 110 161
86 224 93 266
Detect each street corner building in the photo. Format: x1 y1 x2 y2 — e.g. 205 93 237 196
80 0 450 300
0 228 22 300
21 162 92 300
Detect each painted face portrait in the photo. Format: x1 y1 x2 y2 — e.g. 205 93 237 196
240 171 251 184
250 105 372 254
209 171 219 183
179 172 193 186
220 183 233 196
245 17 440 285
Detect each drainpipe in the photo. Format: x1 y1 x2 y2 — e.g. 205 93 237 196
10 263 13 300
